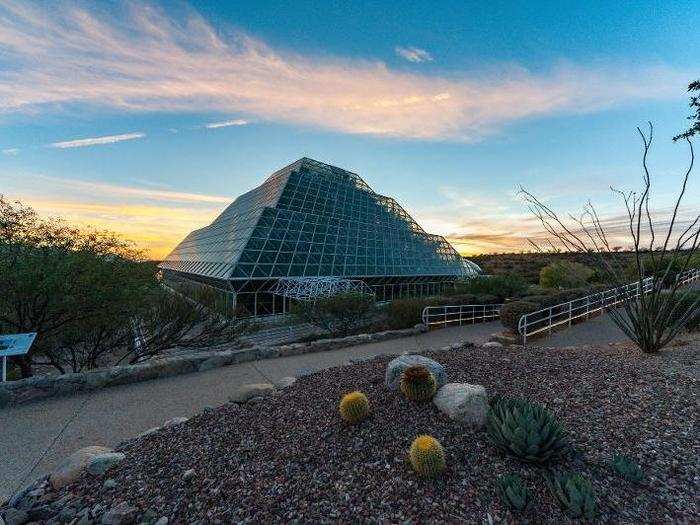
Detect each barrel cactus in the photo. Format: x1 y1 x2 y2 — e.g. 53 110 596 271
400 365 437 401
496 474 533 512
548 471 596 519
409 435 446 477
487 396 569 464
610 454 644 483
339 391 369 424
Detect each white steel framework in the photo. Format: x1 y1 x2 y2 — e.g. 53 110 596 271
271 276 375 301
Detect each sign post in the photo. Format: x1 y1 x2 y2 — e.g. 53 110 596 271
0 333 37 382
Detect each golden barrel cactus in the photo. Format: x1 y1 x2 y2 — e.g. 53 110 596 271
400 365 437 401
339 391 370 424
409 435 446 477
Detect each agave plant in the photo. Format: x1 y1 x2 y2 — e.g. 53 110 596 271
610 454 644 483
487 396 569 464
548 471 596 519
496 474 532 512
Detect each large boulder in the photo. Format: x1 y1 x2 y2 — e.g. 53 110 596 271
86 452 126 476
433 383 488 428
49 446 112 489
385 355 447 391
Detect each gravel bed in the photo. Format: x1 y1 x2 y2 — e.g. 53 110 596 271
19 342 700 523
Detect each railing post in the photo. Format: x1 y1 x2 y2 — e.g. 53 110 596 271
568 301 572 327
548 306 553 335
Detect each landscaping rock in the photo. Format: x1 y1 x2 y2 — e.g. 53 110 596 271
0 386 14 408
433 383 488 428
137 427 160 438
100 502 137 525
276 376 296 388
482 341 503 348
49 446 112 489
182 469 195 481
2 508 28 525
228 383 276 403
414 323 429 333
162 417 188 428
87 453 126 476
385 354 447 390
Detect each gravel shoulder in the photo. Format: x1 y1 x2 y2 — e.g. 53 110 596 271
12 336 698 524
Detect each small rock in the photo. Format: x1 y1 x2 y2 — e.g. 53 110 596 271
276 376 296 388
414 323 428 333
49 446 113 489
2 508 29 525
137 427 160 438
101 502 137 525
87 453 126 476
103 479 118 489
228 383 276 403
385 355 447 390
154 518 169 525
162 417 188 428
182 469 196 481
58 507 77 521
433 383 488 428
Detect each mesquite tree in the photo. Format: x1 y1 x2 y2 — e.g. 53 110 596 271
520 123 699 354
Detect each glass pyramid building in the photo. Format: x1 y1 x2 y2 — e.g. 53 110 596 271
159 158 479 317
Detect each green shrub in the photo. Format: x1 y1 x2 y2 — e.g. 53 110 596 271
384 298 434 329
540 261 594 289
500 301 540 333
496 474 533 512
457 274 528 301
293 292 375 336
548 472 596 519
663 291 700 332
610 454 644 483
487 396 569 464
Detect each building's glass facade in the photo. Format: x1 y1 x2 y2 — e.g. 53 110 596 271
160 158 480 317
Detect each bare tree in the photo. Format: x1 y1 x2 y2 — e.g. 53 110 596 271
519 123 699 353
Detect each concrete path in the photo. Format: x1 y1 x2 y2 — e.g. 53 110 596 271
0 321 498 500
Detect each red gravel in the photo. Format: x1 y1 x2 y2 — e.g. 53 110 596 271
63 341 698 523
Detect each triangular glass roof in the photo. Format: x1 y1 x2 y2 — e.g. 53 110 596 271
160 158 466 282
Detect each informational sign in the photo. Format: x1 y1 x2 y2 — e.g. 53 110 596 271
0 332 37 382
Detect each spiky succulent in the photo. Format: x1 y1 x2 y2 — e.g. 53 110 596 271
400 365 437 402
610 454 644 483
409 435 446 478
339 391 370 424
548 471 596 519
486 396 569 464
496 474 533 512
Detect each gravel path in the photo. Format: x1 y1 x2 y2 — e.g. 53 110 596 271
21 338 698 524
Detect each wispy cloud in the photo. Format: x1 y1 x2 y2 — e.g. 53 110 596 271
0 2 690 141
49 132 145 149
2 148 20 155
205 119 248 129
395 46 433 63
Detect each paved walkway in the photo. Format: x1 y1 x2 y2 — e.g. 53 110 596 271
0 322 498 500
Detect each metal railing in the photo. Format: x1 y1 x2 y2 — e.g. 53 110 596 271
422 304 504 328
518 268 700 344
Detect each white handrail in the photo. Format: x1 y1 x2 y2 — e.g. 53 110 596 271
422 303 504 328
518 268 700 344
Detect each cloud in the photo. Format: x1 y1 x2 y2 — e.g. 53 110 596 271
205 119 248 129
49 132 145 149
2 148 20 155
395 46 433 63
0 2 690 141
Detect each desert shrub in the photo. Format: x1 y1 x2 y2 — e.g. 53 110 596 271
610 454 644 483
496 474 533 512
409 435 446 478
293 292 375 336
539 261 594 289
400 365 437 401
384 298 434 329
500 301 540 333
339 391 370 424
487 396 569 464
458 274 528 301
623 256 688 287
441 293 500 305
548 472 596 519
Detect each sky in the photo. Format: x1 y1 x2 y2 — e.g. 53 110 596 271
0 0 698 259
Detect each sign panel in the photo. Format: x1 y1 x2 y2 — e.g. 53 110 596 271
0 333 37 357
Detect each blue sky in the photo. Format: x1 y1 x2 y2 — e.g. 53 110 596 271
0 0 698 257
